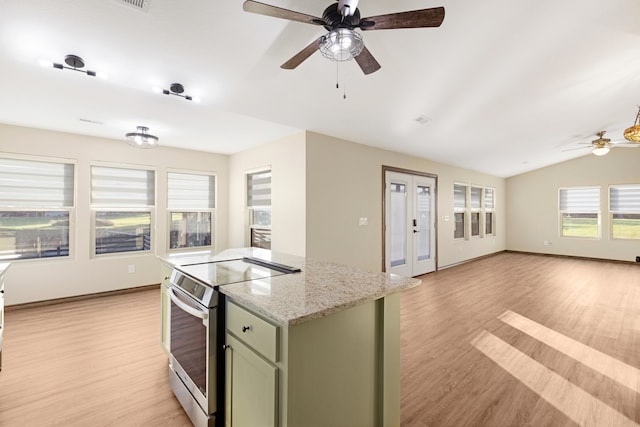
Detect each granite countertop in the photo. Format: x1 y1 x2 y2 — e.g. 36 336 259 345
160 248 421 327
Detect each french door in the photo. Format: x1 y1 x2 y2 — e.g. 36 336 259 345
385 171 436 277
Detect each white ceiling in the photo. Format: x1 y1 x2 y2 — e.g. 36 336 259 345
1 0 639 177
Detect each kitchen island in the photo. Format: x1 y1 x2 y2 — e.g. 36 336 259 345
161 248 421 427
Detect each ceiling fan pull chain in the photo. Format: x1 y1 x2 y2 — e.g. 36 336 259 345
336 61 340 89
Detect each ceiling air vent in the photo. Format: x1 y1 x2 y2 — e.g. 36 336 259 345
114 0 151 12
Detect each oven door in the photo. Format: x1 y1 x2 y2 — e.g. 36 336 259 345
168 285 216 415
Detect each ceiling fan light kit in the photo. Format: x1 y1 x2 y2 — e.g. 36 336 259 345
242 0 444 75
592 146 610 156
623 106 640 143
125 126 159 149
319 29 364 62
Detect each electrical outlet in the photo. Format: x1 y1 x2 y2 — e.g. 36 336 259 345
128 264 135 273
359 217 368 226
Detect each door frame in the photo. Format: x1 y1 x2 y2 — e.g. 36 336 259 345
381 165 439 273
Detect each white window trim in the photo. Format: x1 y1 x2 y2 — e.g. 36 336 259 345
608 184 640 240
453 182 468 240
90 162 156 258
484 187 496 237
166 169 217 253
558 186 601 240
246 167 272 248
0 153 77 262
470 185 483 238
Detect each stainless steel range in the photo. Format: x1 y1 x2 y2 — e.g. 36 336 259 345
167 256 299 427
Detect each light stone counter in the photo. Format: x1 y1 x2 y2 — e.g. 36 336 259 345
160 248 421 326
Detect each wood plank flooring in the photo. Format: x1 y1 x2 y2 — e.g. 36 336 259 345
401 252 640 426
1 252 639 426
0 288 191 426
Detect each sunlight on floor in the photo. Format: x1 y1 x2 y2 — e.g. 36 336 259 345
471 329 638 427
499 310 640 393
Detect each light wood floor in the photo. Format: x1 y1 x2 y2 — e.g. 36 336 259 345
1 252 639 426
401 252 640 426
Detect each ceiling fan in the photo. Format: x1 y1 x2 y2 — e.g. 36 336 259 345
566 131 639 156
242 0 445 75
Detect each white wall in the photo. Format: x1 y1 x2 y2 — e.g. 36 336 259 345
228 132 306 256
0 123 228 305
506 147 640 261
305 132 506 272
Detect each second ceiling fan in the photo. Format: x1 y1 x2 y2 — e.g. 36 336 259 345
242 0 445 75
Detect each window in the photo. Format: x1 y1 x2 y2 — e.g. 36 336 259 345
485 188 495 235
559 187 600 238
247 169 271 249
453 183 467 239
609 185 640 240
0 156 74 261
91 165 154 255
168 172 215 250
470 186 482 237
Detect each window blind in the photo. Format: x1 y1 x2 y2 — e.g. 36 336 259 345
91 166 155 207
559 187 600 212
454 184 467 208
168 172 215 209
610 185 640 212
470 187 482 209
247 170 271 207
0 157 74 208
485 188 495 209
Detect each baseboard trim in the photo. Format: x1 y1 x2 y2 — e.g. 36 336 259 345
504 250 638 265
438 250 507 271
6 283 160 311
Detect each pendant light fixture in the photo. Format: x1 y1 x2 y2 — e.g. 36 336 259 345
623 106 640 143
125 126 159 149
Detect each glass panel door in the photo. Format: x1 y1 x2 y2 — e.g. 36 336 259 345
385 171 437 277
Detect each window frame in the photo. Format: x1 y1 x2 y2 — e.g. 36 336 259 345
90 163 156 257
470 186 482 238
246 168 272 249
0 153 76 262
485 187 495 237
166 170 217 252
558 186 601 240
608 184 640 240
453 183 467 240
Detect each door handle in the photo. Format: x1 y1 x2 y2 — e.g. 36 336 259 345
413 229 420 233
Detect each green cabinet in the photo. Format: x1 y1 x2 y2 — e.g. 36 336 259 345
160 263 172 354
225 334 278 427
224 295 401 427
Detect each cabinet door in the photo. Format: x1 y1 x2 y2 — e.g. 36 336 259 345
160 284 170 353
226 334 277 427
160 264 172 354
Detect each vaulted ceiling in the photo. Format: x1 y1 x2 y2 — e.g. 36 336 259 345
1 0 639 177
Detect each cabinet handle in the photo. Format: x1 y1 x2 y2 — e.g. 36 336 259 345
242 326 251 333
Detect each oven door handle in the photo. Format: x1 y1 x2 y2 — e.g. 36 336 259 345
169 287 209 323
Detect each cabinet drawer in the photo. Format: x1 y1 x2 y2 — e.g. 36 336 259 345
227 301 278 363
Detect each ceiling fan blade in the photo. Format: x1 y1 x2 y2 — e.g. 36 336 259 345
354 47 381 75
243 0 323 26
562 146 590 152
281 37 324 70
360 7 445 30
